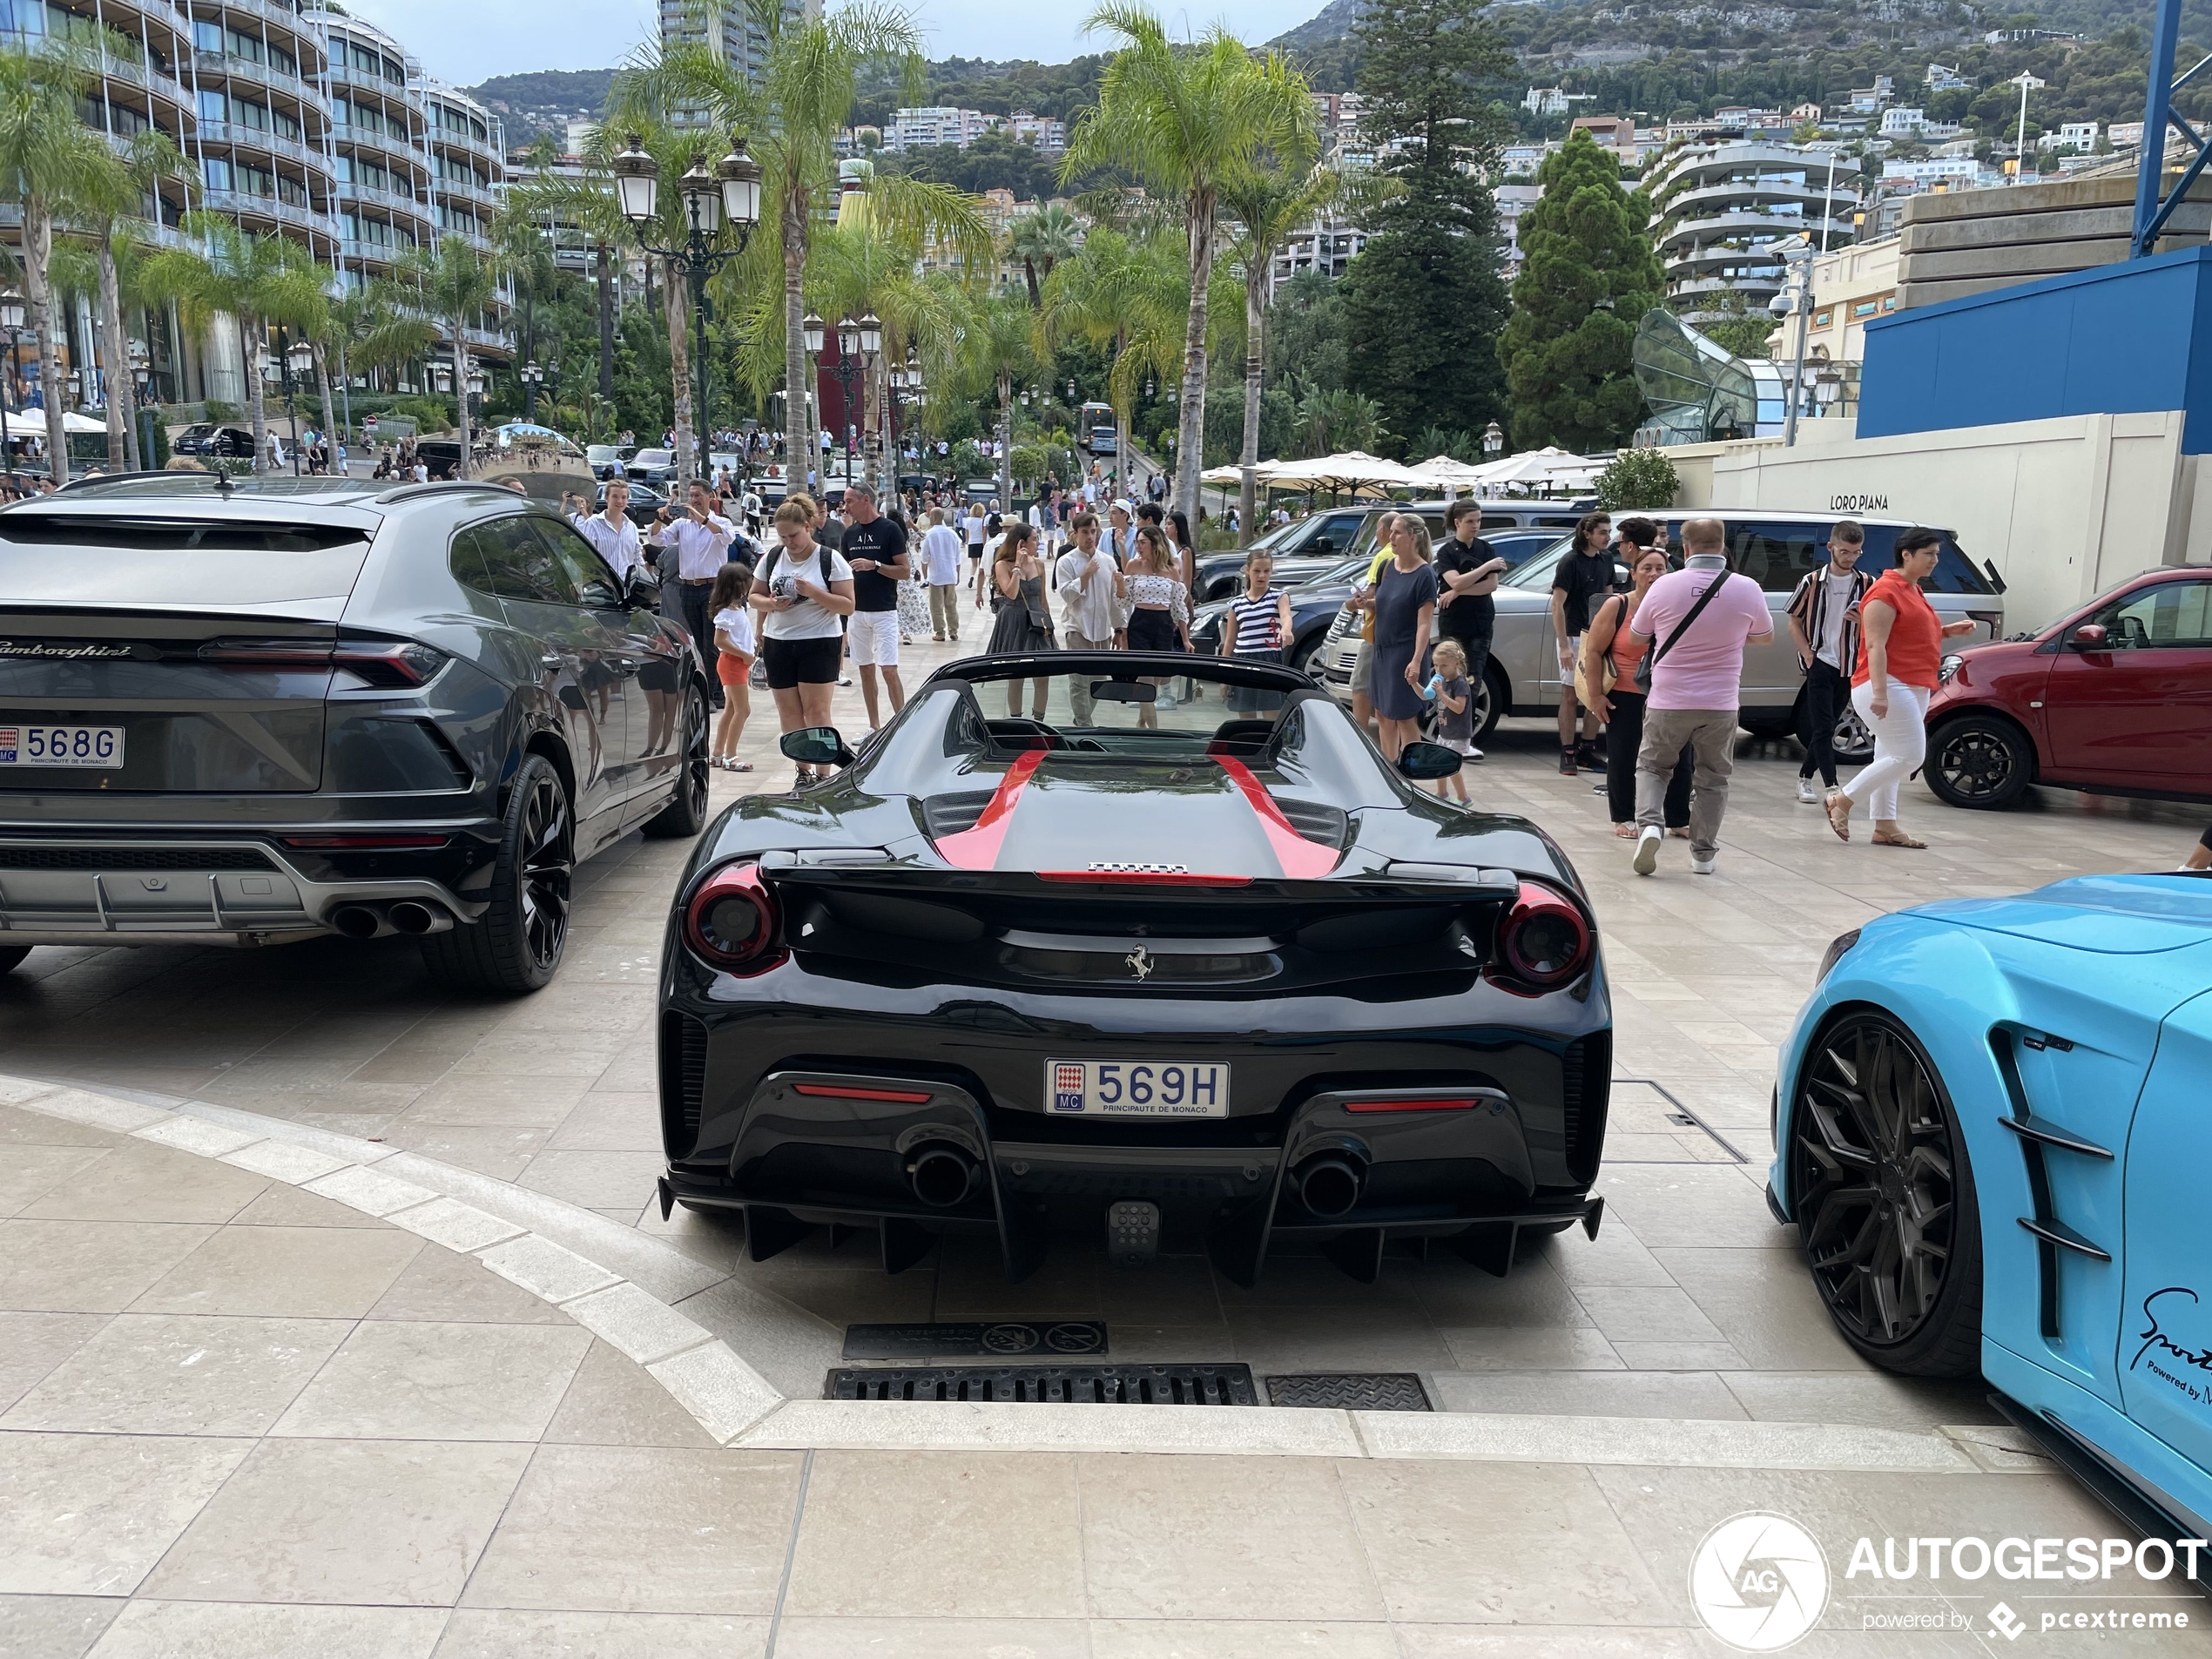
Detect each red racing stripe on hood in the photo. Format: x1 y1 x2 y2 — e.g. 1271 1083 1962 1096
933 748 1046 870
1213 756 1342 878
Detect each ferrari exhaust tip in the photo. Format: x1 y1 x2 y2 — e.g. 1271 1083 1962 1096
1294 1154 1365 1219
329 905 382 939
907 1143 980 1209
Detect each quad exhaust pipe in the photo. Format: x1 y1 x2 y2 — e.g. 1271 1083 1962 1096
327 901 455 940
906 1143 981 1209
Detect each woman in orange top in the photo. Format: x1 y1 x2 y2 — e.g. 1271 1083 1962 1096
1584 543 1691 838
1825 528 1975 848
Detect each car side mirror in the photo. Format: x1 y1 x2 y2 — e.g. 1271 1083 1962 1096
2070 624 2107 651
623 564 660 607
1397 741 1463 780
779 726 854 767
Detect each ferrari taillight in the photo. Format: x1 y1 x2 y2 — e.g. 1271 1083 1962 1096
1489 880 1591 995
684 862 782 974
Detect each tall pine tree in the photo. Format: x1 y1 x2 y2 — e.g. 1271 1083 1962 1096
1499 129 1667 451
1339 0 1513 451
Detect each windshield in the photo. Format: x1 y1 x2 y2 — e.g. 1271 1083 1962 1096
869 670 1395 806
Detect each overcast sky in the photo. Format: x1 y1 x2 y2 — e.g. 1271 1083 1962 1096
347 0 1324 90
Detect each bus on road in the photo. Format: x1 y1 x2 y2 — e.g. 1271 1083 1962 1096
1079 402 1116 454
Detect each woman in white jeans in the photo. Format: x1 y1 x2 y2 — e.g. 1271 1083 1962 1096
1825 529 1975 848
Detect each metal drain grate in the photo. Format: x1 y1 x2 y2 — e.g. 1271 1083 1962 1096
1265 1373 1433 1411
828 1363 1256 1405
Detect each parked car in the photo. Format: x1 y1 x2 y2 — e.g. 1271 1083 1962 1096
586 444 634 482
1191 550 1345 605
172 423 256 459
0 475 710 991
625 448 678 487
1319 510 2007 752
657 651 1610 1285
1772 872 2212 1557
1923 565 2212 810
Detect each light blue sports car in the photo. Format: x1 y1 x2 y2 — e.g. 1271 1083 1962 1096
1771 873 2212 1551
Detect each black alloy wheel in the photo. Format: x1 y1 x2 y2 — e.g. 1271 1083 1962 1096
421 754 574 993
643 685 711 839
1925 715 2033 809
1788 1009 1981 1376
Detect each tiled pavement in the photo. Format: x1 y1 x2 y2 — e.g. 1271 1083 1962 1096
4 1090 2208 1657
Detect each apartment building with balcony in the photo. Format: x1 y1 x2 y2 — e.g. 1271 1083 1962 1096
1 0 509 415
1647 138 1858 324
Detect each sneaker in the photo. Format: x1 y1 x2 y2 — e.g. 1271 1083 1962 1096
1690 854 1718 875
1465 746 1483 762
1796 777 1819 803
1632 825 1662 877
1591 779 1608 794
1559 749 1578 776
1575 743 1605 773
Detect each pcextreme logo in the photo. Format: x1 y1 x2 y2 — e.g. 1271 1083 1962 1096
1689 1512 1831 1652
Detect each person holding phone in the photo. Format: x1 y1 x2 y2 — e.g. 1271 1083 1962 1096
749 496 855 786
646 480 735 706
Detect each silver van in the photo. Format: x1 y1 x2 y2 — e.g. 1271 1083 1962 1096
1320 511 2007 761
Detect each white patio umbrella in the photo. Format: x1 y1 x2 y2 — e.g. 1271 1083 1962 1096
59 410 109 435
1259 450 1426 495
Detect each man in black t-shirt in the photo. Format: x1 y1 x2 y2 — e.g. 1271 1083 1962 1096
1549 510 1619 774
839 483 910 727
1435 501 1508 762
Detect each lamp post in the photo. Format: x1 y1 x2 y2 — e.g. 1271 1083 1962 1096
128 341 152 470
519 361 544 422
264 333 314 475
819 312 880 489
1482 419 1505 458
0 290 21 479
1770 238 1816 448
610 133 761 489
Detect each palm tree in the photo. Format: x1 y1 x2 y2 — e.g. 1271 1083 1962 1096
1006 202 1082 307
63 130 194 470
142 218 327 472
1062 6 1313 523
629 3 988 491
505 145 628 414
0 42 110 485
1037 227 1181 479
961 292 1035 507
1217 157 1333 536
384 237 496 477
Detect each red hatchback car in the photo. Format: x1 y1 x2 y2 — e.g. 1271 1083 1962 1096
1923 566 2212 808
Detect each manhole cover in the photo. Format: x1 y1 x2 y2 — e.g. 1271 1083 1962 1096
1265 1373 1433 1411
827 1363 1256 1405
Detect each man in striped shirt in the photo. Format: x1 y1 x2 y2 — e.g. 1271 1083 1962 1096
1784 519 1872 804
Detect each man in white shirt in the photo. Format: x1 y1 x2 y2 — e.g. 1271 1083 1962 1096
920 507 967 642
563 481 644 583
648 479 736 706
1055 510 1122 722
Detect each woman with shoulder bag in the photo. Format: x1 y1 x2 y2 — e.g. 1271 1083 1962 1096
1584 545 1693 839
986 521 1057 718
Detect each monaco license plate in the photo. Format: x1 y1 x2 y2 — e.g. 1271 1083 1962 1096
1046 1059 1229 1118
0 725 124 768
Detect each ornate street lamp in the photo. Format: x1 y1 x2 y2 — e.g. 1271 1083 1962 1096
1482 420 1505 457
823 314 883 483
520 361 544 421
0 292 24 476
609 132 761 483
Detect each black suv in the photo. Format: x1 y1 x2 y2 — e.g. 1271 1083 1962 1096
0 475 710 991
172 423 256 459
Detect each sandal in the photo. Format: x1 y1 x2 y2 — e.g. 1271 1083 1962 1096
1871 832 1927 849
731 761 752 773
1824 792 1851 843
1612 823 1637 840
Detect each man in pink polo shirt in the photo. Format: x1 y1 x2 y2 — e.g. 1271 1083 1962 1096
1626 516 1772 877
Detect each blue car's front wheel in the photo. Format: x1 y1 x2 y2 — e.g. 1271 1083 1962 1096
1789 1008 1984 1377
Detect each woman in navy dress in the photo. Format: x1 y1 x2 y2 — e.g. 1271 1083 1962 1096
1367 515 1440 761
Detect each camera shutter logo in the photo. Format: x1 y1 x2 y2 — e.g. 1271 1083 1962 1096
1688 1512 1830 1652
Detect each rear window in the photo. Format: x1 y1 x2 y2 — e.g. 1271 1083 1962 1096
0 514 371 607
1656 519 1993 596
1851 526 1991 594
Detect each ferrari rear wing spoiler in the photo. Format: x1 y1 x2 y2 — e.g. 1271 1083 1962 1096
751 847 1527 904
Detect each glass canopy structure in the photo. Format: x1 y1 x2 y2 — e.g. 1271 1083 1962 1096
1630 307 1793 446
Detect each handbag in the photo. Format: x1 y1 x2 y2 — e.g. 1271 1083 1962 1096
1634 570 1731 693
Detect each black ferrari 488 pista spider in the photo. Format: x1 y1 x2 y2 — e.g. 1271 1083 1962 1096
656 653 1609 1285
